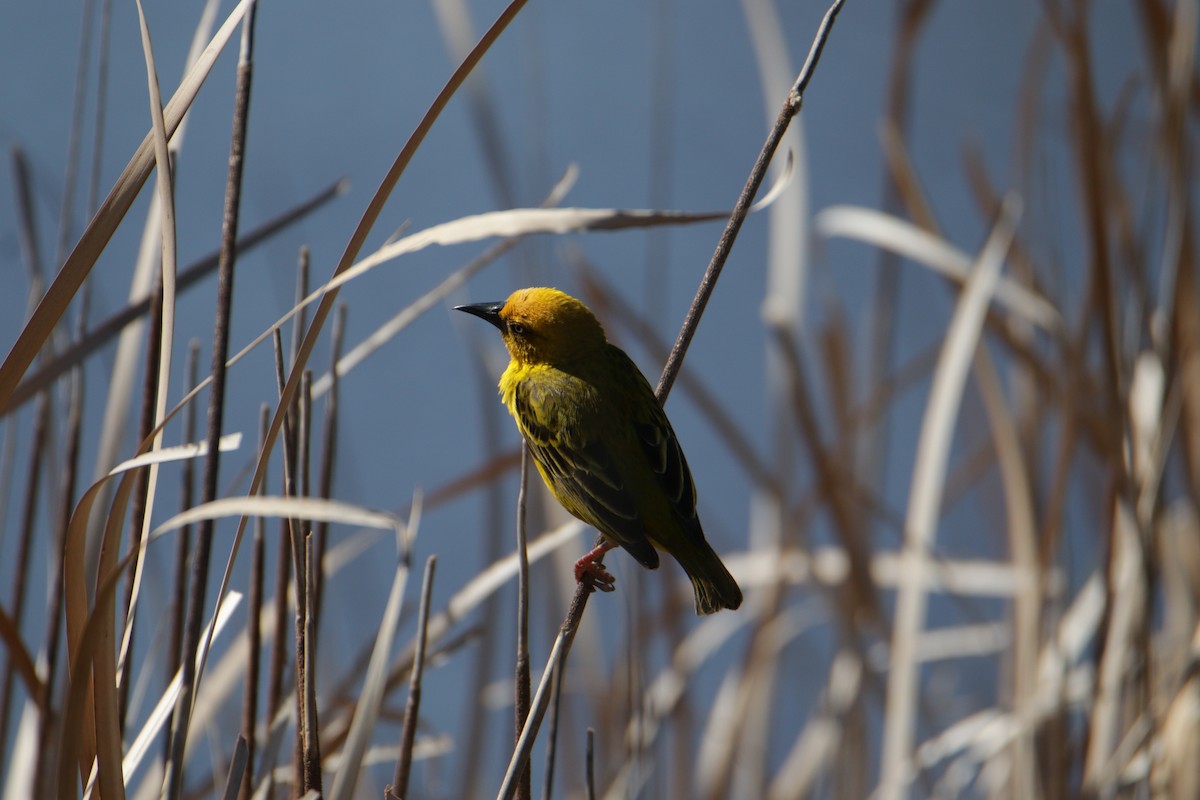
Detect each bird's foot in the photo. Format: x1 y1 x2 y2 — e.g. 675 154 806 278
574 541 617 593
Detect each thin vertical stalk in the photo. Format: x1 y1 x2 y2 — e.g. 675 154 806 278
541 639 568 800
53 0 98 267
85 0 114 218
164 6 256 796
585 728 596 800
459 328 509 800
239 405 269 800
291 246 310 379
33 294 89 800
118 271 164 725
163 340 200 765
514 447 531 800
262 478 291 796
299 369 313 613
0 145 51 769
272 329 306 794
0 387 50 763
300 531 322 795
313 303 346 624
391 556 438 799
221 736 249 800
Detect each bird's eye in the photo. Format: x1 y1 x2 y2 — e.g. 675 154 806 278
508 322 526 336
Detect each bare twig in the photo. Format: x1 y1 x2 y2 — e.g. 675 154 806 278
301 530 322 795
0 385 49 761
53 0 98 267
314 303 346 623
165 6 257 796
221 735 250 800
515 447 531 800
240 404 270 800
392 556 438 799
117 271 164 724
263 467 292 797
163 340 200 767
586 728 596 800
542 635 569 800
273 329 308 793
86 0 114 217
655 0 846 400
33 294 88 800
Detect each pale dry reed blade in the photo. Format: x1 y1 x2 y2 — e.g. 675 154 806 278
119 592 242 791
58 433 240 796
151 496 405 539
323 198 785 307
390 554 437 800
879 196 1021 799
406 521 582 663
326 517 414 800
740 0 809 334
814 205 1061 332
119 2 180 773
309 164 579 399
215 167 793 412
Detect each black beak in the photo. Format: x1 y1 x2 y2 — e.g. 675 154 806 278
454 301 507 332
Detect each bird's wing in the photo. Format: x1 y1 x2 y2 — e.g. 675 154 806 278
513 375 660 569
634 411 698 523
619 353 700 529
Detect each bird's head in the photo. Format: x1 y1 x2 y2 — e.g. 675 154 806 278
456 287 607 366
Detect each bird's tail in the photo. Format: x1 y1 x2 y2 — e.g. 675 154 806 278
680 543 742 615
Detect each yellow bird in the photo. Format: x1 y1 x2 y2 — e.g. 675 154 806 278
457 287 742 614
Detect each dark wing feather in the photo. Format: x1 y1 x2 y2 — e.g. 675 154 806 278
615 349 700 530
635 415 698 522
513 375 660 569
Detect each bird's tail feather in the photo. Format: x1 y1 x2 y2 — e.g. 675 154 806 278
681 544 742 615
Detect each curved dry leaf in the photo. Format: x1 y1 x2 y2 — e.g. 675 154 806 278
119 592 243 788
814 204 1061 333
110 433 242 474
327 554 411 800
59 431 239 790
152 495 405 539
310 165 579 398
880 195 1021 800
